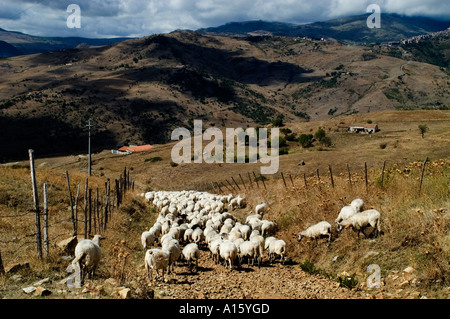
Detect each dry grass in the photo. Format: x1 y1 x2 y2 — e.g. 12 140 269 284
0 110 449 298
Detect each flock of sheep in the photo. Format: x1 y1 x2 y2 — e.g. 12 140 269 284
70 190 381 284
140 190 285 282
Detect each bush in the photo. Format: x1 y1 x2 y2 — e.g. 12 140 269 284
145 156 162 163
338 274 359 289
298 134 314 148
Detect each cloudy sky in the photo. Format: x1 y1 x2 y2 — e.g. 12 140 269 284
1 0 449 38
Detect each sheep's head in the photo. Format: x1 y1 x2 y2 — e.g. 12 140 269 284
297 233 303 242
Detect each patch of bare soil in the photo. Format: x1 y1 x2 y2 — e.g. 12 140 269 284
144 249 368 299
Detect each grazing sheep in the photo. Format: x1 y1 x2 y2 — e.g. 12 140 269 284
264 236 276 251
192 228 205 246
141 230 157 249
238 241 258 267
250 234 264 266
145 248 170 282
350 198 364 212
268 239 286 264
209 238 222 264
162 240 182 274
261 220 277 237
335 205 358 226
338 209 381 239
255 202 267 217
297 221 332 245
183 228 194 243
72 234 104 283
182 243 201 272
239 224 252 241
219 241 238 270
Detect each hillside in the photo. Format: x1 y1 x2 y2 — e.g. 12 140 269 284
198 14 450 43
0 31 449 162
0 28 131 56
0 110 448 300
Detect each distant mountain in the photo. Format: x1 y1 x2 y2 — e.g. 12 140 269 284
0 28 132 56
198 13 450 43
0 40 22 58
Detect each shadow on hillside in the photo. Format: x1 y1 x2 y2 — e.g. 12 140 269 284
124 35 322 86
0 115 116 162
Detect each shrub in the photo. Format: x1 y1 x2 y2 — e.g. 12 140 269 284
298 134 314 148
145 156 162 163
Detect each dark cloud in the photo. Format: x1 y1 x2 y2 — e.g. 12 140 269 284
0 0 449 37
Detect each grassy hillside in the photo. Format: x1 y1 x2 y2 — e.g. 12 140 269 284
0 110 448 299
0 31 449 162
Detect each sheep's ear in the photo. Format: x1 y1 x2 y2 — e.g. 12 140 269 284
344 224 351 229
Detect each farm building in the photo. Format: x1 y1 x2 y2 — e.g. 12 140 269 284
344 123 379 134
112 144 153 154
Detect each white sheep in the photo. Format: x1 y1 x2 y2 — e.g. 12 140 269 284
250 234 264 266
338 209 381 239
255 202 267 217
182 243 201 272
219 240 238 270
141 230 157 249
261 220 277 236
335 205 358 226
268 239 286 264
350 198 364 212
145 248 170 282
239 224 252 241
162 240 182 274
238 240 258 267
72 234 104 283
192 228 205 246
297 221 332 245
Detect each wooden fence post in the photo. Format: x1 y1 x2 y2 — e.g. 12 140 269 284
83 178 88 239
328 165 334 188
253 172 259 189
29 149 42 260
364 162 368 191
303 173 308 189
281 172 287 188
238 174 247 191
419 157 428 195
347 164 352 188
316 169 320 182
43 183 49 259
380 160 386 187
226 179 235 193
88 188 92 236
259 174 267 190
0 251 5 276
247 172 253 189
65 171 76 236
74 184 80 237
289 174 294 187
231 176 241 191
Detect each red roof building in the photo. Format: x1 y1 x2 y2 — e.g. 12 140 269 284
118 144 153 153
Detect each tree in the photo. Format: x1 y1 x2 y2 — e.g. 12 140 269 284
314 128 326 141
418 124 429 139
298 134 314 148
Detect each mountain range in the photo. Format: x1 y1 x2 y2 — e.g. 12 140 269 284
0 13 449 161
199 13 450 43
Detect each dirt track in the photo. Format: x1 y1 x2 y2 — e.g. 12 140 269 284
147 249 369 299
